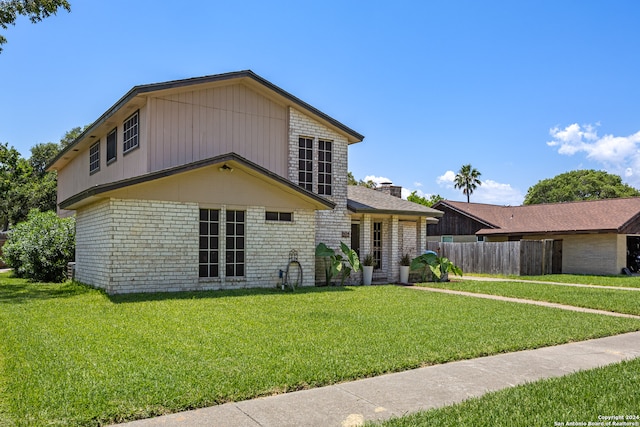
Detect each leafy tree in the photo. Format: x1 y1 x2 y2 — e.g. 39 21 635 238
454 164 482 203
2 209 75 282
524 169 640 205
0 0 71 52
407 191 443 207
59 125 87 148
0 142 30 230
29 142 60 177
347 171 377 189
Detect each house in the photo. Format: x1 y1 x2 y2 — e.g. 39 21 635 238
428 199 640 275
348 184 442 282
48 70 442 293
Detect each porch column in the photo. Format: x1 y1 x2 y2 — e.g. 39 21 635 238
416 217 427 254
390 215 399 282
362 214 372 259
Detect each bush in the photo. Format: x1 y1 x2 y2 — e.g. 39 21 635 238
2 209 75 282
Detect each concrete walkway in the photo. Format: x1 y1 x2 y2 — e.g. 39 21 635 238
460 275 640 292
115 331 640 427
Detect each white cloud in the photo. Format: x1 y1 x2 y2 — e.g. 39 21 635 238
413 181 423 187
437 170 456 187
473 180 524 205
548 123 640 187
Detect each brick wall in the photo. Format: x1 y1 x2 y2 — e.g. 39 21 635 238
75 198 317 293
288 107 351 283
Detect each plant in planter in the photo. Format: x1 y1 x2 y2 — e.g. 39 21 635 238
362 253 376 285
315 242 360 286
399 253 411 284
410 252 462 282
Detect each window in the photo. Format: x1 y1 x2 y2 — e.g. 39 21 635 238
298 137 313 191
265 211 293 222
225 210 245 277
106 128 117 164
373 222 382 270
441 236 453 243
89 141 100 174
199 209 219 278
318 139 332 195
123 110 139 154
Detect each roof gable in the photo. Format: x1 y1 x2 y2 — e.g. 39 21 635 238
48 70 364 172
435 198 640 235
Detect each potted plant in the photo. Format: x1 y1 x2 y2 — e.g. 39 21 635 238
362 253 375 285
399 253 411 284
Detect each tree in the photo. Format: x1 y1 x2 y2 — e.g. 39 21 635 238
524 169 640 205
29 142 60 177
454 164 482 203
347 171 377 189
59 125 87 148
0 142 30 230
0 0 71 52
2 209 75 282
407 191 443 207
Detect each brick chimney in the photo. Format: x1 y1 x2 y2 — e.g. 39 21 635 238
377 182 402 198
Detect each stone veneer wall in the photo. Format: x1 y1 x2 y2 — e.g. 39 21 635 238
288 107 351 283
75 198 317 293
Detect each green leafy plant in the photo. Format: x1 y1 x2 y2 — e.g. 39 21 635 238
1 209 75 282
362 253 376 267
315 242 360 286
411 252 462 282
400 253 412 266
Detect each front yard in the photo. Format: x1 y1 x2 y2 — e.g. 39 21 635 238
1 272 639 426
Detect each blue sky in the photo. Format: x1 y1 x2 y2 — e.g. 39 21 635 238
2 0 640 205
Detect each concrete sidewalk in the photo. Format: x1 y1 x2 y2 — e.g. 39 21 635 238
115 331 640 427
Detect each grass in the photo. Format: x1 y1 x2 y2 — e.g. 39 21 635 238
419 280 640 316
472 272 640 288
1 273 639 426
375 357 640 426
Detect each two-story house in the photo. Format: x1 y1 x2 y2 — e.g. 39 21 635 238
48 71 441 294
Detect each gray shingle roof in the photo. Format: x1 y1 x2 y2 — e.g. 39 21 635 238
347 186 443 217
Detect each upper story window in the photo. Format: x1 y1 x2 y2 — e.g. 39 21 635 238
123 110 139 154
106 127 117 164
298 137 313 191
318 139 332 196
89 141 100 174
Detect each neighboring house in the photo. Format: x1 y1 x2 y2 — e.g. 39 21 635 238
48 70 442 293
348 184 442 283
428 199 640 275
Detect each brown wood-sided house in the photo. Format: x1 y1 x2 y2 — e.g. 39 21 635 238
47 71 442 293
428 199 640 275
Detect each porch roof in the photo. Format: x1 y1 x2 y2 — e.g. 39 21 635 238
347 186 443 219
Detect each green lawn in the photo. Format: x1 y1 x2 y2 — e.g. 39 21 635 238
420 280 640 315
506 273 640 288
375 357 640 426
1 273 639 426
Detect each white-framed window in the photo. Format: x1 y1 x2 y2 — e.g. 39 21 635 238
199 209 220 278
225 210 245 277
123 110 139 154
441 236 453 243
298 137 313 191
265 211 293 222
318 139 332 195
477 236 485 242
106 127 117 164
89 141 100 174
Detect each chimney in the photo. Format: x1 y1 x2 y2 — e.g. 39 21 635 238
376 182 402 198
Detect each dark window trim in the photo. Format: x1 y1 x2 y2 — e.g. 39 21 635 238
318 139 332 196
199 208 220 279
89 141 100 174
373 221 382 270
123 110 139 155
106 127 117 166
265 211 293 222
298 136 313 192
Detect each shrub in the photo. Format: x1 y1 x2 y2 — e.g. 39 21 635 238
2 209 75 282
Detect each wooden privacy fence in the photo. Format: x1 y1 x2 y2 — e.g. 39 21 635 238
426 240 556 276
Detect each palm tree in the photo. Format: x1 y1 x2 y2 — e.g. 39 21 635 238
454 164 482 203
